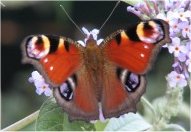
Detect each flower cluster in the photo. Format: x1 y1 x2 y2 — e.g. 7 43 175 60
127 0 191 89
29 71 52 96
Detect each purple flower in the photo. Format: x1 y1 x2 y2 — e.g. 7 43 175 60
29 71 52 96
178 21 191 39
168 19 181 37
127 6 142 18
156 11 174 23
177 53 187 62
174 9 191 22
168 37 187 57
166 71 187 88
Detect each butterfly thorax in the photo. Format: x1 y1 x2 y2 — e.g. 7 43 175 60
85 37 97 49
84 38 104 69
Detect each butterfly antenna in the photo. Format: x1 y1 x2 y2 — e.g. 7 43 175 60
99 0 121 31
60 4 86 36
60 1 120 35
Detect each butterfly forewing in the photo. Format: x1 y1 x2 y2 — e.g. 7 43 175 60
22 35 83 86
102 19 171 74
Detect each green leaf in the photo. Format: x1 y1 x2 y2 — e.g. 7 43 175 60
35 97 95 131
94 120 108 131
104 113 151 131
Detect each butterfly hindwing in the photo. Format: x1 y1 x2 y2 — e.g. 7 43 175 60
53 67 99 121
101 62 146 118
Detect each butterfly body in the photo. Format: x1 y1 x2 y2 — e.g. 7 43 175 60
22 19 171 121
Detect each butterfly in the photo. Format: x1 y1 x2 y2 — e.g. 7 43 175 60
21 19 171 122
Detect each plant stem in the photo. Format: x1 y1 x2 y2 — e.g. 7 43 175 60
141 96 156 116
2 110 39 131
179 102 190 119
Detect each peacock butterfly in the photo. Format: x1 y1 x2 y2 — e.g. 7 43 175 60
21 19 171 122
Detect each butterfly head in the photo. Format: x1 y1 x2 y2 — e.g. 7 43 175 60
85 34 98 48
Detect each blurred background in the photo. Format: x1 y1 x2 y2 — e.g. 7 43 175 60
1 1 190 130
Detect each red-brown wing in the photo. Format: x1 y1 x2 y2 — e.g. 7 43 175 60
100 19 171 118
21 35 82 86
54 65 99 121
102 19 171 74
101 63 146 118
22 35 99 121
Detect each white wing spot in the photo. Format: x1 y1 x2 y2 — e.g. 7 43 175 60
140 53 145 58
144 45 149 49
44 58 48 63
50 66 54 71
